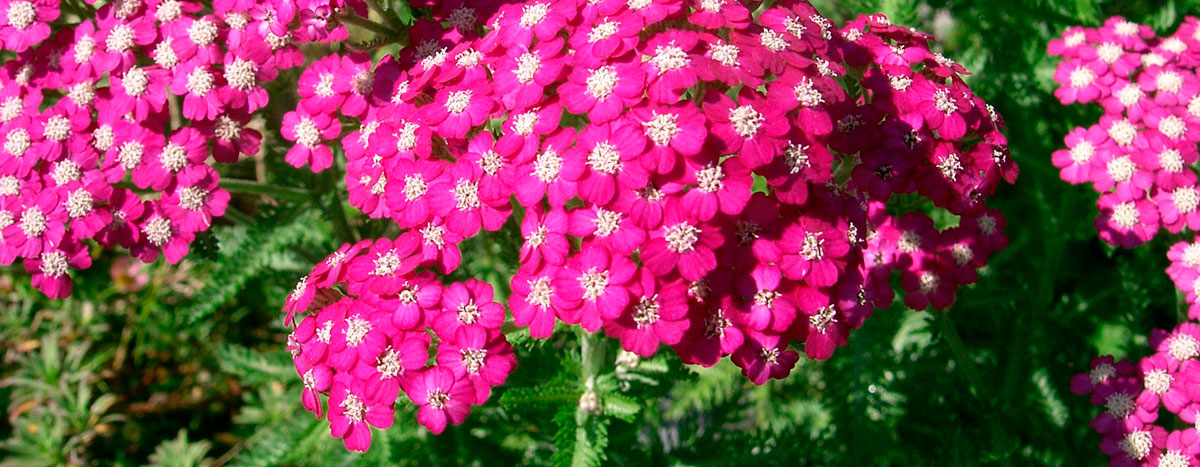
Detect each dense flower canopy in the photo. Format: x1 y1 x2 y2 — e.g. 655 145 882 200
273 0 1015 450
1053 16 1200 466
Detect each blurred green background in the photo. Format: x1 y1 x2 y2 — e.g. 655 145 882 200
3 0 1198 465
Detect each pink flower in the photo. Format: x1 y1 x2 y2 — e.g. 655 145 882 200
131 203 194 264
492 38 567 111
558 56 645 124
1052 125 1108 185
0 0 58 52
566 204 645 256
771 216 852 287
703 88 788 168
384 158 444 228
423 80 494 140
732 334 799 385
512 128 579 208
1071 355 1135 396
405 366 474 434
133 127 208 191
603 268 689 357
679 157 752 221
510 266 562 338
161 165 229 234
432 279 505 340
642 204 722 281
553 244 635 332
432 159 511 237
328 375 394 452
171 62 225 121
564 118 648 206
630 102 706 174
435 326 516 403
519 205 569 273
1096 194 1159 248
282 110 339 172
26 239 89 298
641 30 700 104
3 189 64 259
1053 59 1111 104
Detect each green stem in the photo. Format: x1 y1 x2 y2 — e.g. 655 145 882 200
366 0 403 28
336 13 398 36
935 312 987 404
574 329 607 466
219 178 313 203
322 169 359 244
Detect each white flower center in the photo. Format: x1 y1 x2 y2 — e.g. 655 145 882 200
402 175 427 201
160 143 187 172
68 82 95 107
919 272 940 294
421 223 445 248
664 222 699 253
934 88 959 115
3 128 28 157
52 160 81 186
395 122 420 151
709 43 740 67
1160 115 1186 139
1107 119 1137 146
533 148 562 183
515 52 541 84
588 20 618 43
178 186 208 210
1116 83 1142 108
695 164 724 193
478 151 503 176
1096 43 1123 64
7 1 35 30
224 59 258 91
376 347 403 378
1170 334 1200 360
800 231 825 260
794 78 824 107
461 348 487 374
65 189 93 218
585 66 619 100
1089 362 1115 384
19 206 45 237
143 216 172 246
106 24 135 53
339 392 368 423
1157 71 1184 94
525 276 553 307
632 295 660 328
373 249 402 276
810 305 837 333
1119 430 1152 461
39 251 68 277
587 141 622 174
445 90 472 114
214 115 241 141
651 44 689 74
155 0 180 22
294 118 321 148
519 3 548 28
1174 186 1199 213
1114 21 1139 36
1105 155 1136 183
427 389 450 409
452 178 480 210
1144 369 1173 394
592 208 621 236
729 105 763 138
579 269 609 301
1111 202 1140 228
1068 66 1095 88
759 29 789 52
344 314 372 346
512 110 539 136
188 18 218 45
74 36 96 64
938 153 963 181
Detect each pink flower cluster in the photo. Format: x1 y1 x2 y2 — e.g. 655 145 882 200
1049 17 1200 248
0 0 359 297
282 0 1015 449
1070 322 1200 466
284 236 516 451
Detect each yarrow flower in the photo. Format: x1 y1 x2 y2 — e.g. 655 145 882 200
1055 16 1200 466
0 0 353 297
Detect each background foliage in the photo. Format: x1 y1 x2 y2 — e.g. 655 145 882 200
2 0 1196 465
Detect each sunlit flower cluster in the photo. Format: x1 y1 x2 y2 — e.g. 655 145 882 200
1050 17 1200 248
1070 322 1200 466
0 0 355 297
282 0 1015 449
284 236 515 450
